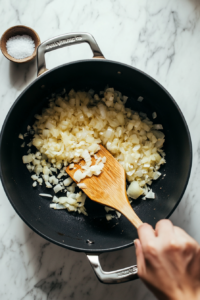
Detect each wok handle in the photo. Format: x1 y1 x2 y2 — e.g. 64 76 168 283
37 32 105 76
87 254 138 284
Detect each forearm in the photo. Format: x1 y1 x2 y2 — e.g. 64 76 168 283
169 290 200 300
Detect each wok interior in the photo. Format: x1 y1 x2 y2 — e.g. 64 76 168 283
0 60 191 252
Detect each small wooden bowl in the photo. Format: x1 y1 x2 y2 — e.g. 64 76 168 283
0 25 40 63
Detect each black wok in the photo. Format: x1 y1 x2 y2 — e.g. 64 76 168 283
0 33 192 284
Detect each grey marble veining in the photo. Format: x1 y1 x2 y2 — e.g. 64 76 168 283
1 0 200 299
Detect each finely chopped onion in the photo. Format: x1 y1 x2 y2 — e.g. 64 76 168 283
21 87 166 218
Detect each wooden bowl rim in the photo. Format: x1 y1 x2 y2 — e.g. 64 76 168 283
0 25 41 63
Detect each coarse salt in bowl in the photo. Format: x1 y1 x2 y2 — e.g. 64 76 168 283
0 25 40 63
6 35 35 60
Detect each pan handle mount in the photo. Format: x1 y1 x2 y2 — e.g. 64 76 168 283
37 32 105 76
87 254 138 284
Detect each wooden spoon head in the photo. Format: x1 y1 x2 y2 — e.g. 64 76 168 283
66 145 143 228
66 145 127 210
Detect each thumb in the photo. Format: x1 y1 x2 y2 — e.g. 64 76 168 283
134 239 146 278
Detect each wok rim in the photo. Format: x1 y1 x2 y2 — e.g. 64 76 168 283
0 59 193 253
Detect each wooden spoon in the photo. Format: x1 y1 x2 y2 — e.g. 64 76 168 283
66 145 143 229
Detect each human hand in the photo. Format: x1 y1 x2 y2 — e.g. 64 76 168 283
134 220 200 300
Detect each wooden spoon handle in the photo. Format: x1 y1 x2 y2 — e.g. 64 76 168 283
119 196 143 229
122 206 143 229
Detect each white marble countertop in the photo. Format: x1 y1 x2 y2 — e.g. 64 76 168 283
1 0 200 299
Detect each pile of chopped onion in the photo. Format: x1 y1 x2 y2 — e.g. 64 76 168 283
21 148 105 216
20 87 166 219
